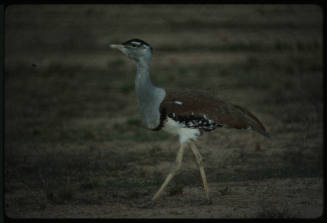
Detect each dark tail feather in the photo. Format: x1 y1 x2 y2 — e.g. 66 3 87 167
233 105 270 138
255 127 270 138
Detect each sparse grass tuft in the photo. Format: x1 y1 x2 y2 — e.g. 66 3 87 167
119 82 134 94
126 118 141 127
108 58 125 66
79 177 99 190
45 182 75 205
168 183 184 196
57 184 74 203
256 199 294 218
256 206 293 219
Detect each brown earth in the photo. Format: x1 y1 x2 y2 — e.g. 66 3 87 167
4 4 323 219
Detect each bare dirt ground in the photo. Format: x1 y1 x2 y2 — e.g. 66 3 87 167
4 4 323 219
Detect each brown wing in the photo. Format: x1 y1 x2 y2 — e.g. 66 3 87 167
159 88 269 137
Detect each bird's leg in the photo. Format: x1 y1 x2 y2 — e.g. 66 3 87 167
152 143 186 201
189 141 211 203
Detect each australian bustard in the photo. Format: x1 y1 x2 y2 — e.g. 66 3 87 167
109 39 269 204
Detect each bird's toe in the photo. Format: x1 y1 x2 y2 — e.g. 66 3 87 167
206 198 213 205
137 200 156 209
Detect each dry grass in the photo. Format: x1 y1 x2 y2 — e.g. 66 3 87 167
5 4 323 218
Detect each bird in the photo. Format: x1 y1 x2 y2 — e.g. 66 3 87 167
109 38 269 204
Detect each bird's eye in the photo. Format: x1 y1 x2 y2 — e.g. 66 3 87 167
130 43 139 48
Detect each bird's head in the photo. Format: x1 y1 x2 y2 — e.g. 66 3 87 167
109 39 152 62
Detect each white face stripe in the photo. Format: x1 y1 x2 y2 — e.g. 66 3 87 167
131 41 142 46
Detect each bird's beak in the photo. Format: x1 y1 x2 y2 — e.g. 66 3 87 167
109 43 124 50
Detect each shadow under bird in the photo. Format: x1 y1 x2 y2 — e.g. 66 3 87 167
109 39 269 204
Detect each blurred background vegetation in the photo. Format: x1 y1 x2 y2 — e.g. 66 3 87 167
5 4 323 217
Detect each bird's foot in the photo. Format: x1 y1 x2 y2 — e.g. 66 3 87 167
197 198 213 205
206 198 213 205
137 200 157 209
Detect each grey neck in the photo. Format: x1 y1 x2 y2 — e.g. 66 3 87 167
134 58 166 129
135 59 154 94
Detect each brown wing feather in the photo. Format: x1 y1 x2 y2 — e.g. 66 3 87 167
160 88 269 137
